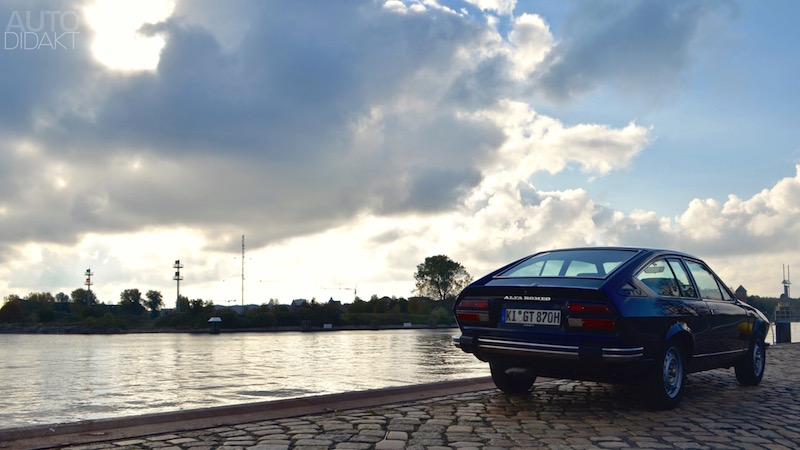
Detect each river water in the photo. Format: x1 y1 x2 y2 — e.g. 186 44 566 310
2 324 797 431
0 329 488 430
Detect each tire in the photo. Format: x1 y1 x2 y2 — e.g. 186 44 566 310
490 363 536 395
642 342 685 410
735 338 765 386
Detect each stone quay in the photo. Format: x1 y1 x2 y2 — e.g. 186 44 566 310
2 343 799 450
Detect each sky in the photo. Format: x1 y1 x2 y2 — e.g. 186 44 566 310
1 0 799 307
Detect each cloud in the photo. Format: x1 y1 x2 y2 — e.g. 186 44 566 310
508 13 553 79
464 0 517 16
471 100 650 178
674 166 800 253
1 0 581 253
2 1 507 249
0 1 96 131
535 0 734 102
2 1 791 302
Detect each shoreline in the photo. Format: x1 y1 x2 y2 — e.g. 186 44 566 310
0 323 459 335
0 377 495 448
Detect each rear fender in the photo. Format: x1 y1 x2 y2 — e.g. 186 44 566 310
664 322 694 355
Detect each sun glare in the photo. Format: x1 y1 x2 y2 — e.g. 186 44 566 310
84 0 175 72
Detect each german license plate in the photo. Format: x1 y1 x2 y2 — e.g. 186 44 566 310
502 309 561 326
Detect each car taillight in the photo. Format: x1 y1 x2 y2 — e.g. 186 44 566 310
566 301 616 330
456 298 490 323
459 299 489 309
567 302 612 314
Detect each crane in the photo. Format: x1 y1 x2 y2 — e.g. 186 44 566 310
321 285 358 301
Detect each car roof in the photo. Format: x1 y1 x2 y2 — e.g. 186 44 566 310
532 246 698 259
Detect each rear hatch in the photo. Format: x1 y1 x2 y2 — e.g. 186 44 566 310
455 282 619 339
455 248 640 343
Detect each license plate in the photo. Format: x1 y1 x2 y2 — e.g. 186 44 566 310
502 309 561 326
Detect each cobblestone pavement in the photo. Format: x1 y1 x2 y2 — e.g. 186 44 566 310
31 345 800 449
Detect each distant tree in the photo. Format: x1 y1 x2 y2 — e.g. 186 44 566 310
414 255 472 302
407 297 430 315
25 292 55 305
272 304 300 327
0 297 25 323
189 298 205 313
24 292 57 322
119 289 146 315
249 305 277 327
71 288 97 305
55 292 70 303
37 308 57 323
145 290 164 317
370 296 388 314
348 298 368 314
315 301 342 326
3 294 22 304
386 296 408 314
176 294 189 313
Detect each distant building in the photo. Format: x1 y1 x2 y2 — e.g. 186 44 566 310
735 285 748 302
291 299 308 308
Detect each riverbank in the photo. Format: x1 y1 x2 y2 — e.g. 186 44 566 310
0 378 495 449
0 323 457 334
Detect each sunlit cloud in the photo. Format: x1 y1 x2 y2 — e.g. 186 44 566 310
84 0 174 71
0 0 795 304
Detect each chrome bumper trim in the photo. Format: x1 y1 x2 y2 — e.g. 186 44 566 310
454 335 643 361
602 347 645 359
480 337 579 358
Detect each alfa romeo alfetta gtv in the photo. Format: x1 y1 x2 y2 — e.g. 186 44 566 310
453 247 769 409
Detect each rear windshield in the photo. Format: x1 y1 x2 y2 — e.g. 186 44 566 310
496 249 638 279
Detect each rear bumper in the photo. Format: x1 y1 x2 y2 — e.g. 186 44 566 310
453 334 644 362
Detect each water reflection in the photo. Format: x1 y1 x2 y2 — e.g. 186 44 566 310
0 329 488 429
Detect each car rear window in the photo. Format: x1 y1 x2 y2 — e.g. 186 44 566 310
496 249 639 279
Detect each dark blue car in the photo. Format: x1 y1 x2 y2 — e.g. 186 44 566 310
453 247 769 409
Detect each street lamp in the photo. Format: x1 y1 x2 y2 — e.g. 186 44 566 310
84 269 93 306
173 260 184 313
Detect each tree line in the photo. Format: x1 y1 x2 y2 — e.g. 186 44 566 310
0 289 461 331
0 255 473 331
4 253 791 331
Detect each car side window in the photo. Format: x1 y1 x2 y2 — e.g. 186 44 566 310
636 259 681 297
565 260 598 277
715 279 735 301
720 285 734 301
685 261 723 300
666 258 697 298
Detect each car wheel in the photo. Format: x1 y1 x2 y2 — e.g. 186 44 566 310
490 363 536 395
735 338 765 386
643 342 685 410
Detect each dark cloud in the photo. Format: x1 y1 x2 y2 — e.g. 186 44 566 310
0 1 95 130
394 167 482 213
536 0 734 102
0 1 506 251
